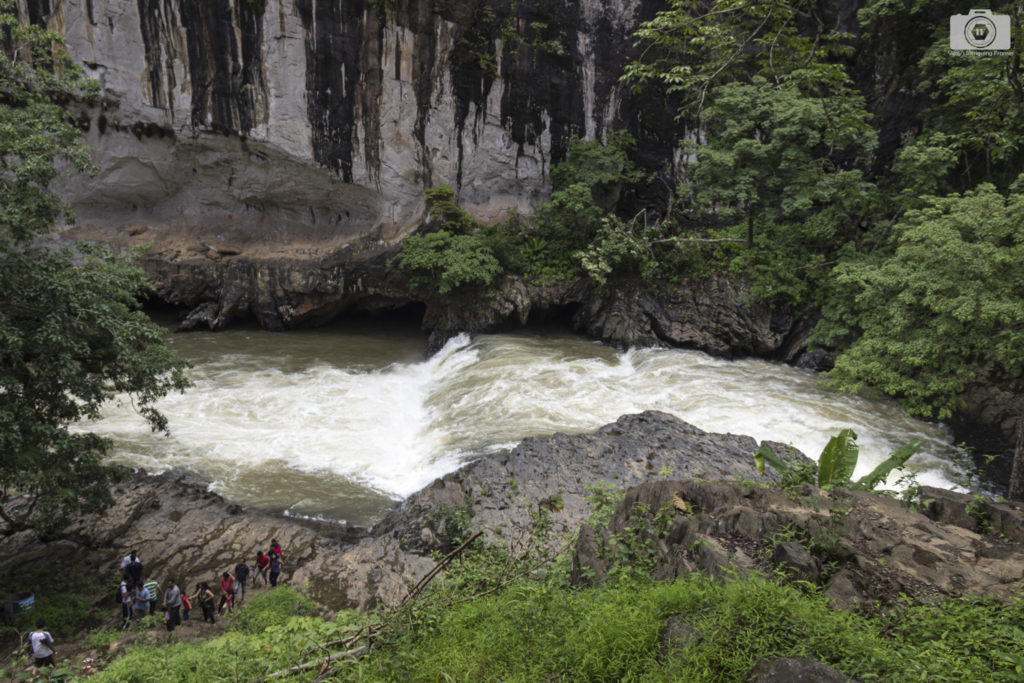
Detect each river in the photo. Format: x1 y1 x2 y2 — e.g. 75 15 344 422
82 320 965 526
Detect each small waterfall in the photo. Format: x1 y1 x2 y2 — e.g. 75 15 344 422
80 325 964 525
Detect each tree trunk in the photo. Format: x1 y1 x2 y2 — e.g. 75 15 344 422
1009 414 1024 502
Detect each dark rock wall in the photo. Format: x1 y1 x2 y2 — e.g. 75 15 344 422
178 0 267 132
295 0 367 182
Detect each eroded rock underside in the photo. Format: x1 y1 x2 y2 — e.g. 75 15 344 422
2 412 1021 620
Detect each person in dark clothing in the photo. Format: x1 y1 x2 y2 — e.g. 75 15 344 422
268 552 282 587
233 560 250 604
126 553 143 586
192 583 216 624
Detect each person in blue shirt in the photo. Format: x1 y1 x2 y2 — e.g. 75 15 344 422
133 582 151 619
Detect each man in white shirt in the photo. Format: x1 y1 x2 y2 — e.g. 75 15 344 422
118 550 140 571
28 619 55 669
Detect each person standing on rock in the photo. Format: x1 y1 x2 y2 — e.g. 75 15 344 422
268 551 282 587
162 579 182 632
218 572 236 614
254 550 270 586
126 553 143 587
233 559 250 604
193 583 216 624
119 551 140 573
143 574 160 616
269 539 282 558
133 581 151 620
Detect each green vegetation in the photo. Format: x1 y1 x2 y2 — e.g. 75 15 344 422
814 185 1024 420
395 133 645 290
755 429 923 491
76 548 1024 682
395 0 1024 471
0 1 190 536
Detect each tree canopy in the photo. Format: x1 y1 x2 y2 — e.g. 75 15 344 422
815 184 1024 420
0 4 189 535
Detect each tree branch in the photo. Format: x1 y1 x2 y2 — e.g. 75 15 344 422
262 645 368 680
400 530 484 606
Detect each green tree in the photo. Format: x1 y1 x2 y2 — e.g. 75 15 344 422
621 0 878 305
0 4 190 535
859 0 1024 191
814 183 1024 421
394 229 502 294
623 0 859 119
535 131 644 252
686 78 876 249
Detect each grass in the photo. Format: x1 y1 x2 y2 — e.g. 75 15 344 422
76 573 1024 682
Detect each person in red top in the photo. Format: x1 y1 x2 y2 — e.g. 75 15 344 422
269 539 282 557
218 572 236 614
255 551 270 587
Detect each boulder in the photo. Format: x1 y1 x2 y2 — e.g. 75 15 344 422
748 658 856 682
572 480 1024 605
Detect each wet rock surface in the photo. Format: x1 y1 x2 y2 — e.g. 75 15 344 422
0 412 798 612
3 412 1020 618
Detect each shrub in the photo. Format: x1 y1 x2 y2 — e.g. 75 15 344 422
229 585 316 635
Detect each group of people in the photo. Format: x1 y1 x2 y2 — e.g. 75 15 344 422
115 540 285 632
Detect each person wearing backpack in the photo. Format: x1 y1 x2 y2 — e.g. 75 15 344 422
28 619 55 670
192 583 216 624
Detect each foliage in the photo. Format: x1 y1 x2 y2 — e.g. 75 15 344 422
372 572 1024 682
0 569 103 645
624 0 859 119
229 585 317 635
622 0 879 307
88 591 368 682
0 3 191 537
393 229 502 294
394 186 505 293
533 131 645 276
814 184 1024 419
423 184 478 235
755 429 922 490
859 0 1024 190
72 495 1024 683
685 78 876 249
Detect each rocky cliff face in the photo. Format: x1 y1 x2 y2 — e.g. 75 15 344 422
36 0 670 239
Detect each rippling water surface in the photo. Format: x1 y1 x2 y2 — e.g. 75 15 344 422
82 321 964 525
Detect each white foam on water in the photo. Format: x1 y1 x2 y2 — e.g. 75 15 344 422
80 328 965 522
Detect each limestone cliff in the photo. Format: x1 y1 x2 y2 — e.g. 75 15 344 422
32 0 671 239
